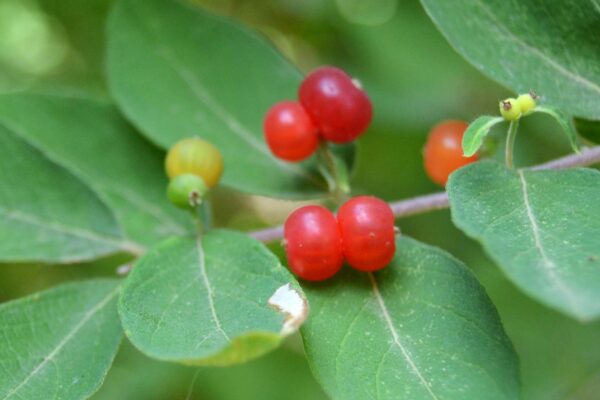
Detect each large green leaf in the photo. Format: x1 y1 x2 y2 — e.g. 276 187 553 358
119 230 308 366
0 279 123 400
420 0 600 120
107 0 334 198
301 236 519 400
448 161 600 320
0 126 133 263
0 93 193 248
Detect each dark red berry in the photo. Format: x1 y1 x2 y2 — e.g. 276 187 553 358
284 205 343 281
337 196 396 272
263 101 319 162
299 66 372 144
424 120 478 186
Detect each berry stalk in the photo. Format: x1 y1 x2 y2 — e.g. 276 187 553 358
505 120 519 169
317 141 351 204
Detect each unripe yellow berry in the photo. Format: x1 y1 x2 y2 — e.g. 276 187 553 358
165 138 224 187
516 93 537 115
499 98 521 121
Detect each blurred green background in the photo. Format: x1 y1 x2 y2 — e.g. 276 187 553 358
1 0 598 399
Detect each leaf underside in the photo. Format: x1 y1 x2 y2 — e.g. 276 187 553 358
462 115 503 157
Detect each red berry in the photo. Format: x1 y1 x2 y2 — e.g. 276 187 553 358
284 205 343 281
299 66 372 144
423 120 478 186
263 101 319 162
337 196 396 272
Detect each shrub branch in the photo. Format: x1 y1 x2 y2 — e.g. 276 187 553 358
249 145 600 243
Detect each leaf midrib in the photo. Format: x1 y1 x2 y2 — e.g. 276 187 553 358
130 2 323 187
0 207 140 253
0 116 188 237
517 170 579 311
195 237 230 343
368 272 439 400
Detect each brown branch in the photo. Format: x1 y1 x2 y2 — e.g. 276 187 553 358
529 145 600 170
249 145 600 243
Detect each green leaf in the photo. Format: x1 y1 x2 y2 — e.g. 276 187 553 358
574 117 600 144
0 126 134 263
462 115 504 157
533 106 580 153
448 161 600 320
107 0 332 198
0 279 123 400
301 236 519 400
92 342 328 400
119 230 308 366
0 93 193 248
420 0 600 120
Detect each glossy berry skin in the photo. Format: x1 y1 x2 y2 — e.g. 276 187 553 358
424 120 478 186
263 101 319 162
165 138 224 187
299 66 372 143
284 205 343 281
337 196 396 272
167 174 208 209
499 98 522 121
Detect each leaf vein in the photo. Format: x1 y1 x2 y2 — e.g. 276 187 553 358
474 0 600 95
517 170 579 311
195 238 230 342
135 8 322 186
1 286 119 400
0 207 142 255
368 272 439 400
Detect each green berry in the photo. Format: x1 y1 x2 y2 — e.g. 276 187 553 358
499 98 521 121
167 174 208 209
516 92 537 115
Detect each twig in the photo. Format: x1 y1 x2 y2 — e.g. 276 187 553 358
249 145 600 243
530 146 600 170
250 225 285 243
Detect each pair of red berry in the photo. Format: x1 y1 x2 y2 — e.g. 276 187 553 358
284 196 395 281
264 66 373 162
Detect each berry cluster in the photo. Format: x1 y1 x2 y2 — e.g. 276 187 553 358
264 66 373 162
284 196 396 281
499 92 538 121
423 120 478 186
164 137 224 209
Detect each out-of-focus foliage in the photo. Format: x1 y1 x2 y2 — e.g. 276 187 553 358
1 0 599 399
421 0 600 120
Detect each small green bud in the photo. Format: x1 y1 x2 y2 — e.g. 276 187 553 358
499 98 521 121
516 92 537 115
167 174 208 209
